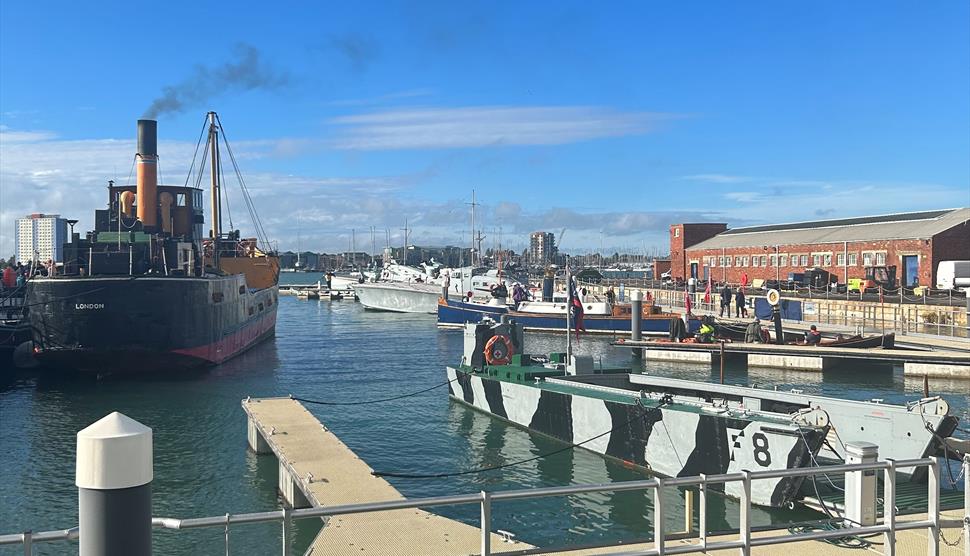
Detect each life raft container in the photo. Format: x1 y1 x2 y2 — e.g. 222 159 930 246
484 335 514 366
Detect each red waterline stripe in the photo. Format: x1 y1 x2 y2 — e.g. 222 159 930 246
171 310 277 364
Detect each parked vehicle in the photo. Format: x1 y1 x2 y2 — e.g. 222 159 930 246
847 265 897 293
936 260 970 291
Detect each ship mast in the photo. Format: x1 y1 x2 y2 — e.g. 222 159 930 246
208 112 221 249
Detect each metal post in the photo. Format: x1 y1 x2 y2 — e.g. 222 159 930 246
739 471 751 556
281 507 291 556
698 474 707 552
77 412 152 556
844 442 878 527
21 531 31 556
963 455 969 556
719 341 725 384
927 459 940 556
480 490 491 556
654 479 665 556
631 290 642 362
883 459 896 555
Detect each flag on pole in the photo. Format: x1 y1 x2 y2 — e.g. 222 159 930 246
684 287 693 316
703 280 711 304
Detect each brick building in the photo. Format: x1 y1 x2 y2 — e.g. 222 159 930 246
668 223 728 281
676 208 970 287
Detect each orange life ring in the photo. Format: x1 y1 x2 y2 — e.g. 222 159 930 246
484 335 514 366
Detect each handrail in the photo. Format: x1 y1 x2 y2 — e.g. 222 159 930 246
3 455 966 556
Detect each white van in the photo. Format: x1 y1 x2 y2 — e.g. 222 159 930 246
936 260 970 290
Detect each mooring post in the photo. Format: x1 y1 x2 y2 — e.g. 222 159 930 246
719 341 725 384
844 441 878 528
631 290 643 362
76 412 153 556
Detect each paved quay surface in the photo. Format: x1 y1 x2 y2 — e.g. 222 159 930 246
245 397 966 556
243 397 530 555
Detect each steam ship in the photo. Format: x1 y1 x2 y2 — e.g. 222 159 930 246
27 114 280 373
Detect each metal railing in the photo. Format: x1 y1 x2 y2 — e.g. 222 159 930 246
581 280 969 339
3 456 967 556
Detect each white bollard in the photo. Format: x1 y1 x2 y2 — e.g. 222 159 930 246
77 412 153 555
844 441 878 527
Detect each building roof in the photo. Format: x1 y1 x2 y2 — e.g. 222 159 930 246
689 208 970 251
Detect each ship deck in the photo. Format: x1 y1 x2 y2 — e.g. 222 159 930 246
462 365 818 427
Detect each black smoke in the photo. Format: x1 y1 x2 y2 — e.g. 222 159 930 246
143 44 288 119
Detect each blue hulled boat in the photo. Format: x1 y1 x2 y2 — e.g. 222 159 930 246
437 297 699 335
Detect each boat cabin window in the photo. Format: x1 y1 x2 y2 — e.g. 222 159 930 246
239 285 246 294
176 193 187 207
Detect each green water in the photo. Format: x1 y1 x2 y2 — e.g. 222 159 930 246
0 297 966 554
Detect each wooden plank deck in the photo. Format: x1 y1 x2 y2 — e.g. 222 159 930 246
242 397 530 555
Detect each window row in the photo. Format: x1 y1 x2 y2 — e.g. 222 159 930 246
701 250 889 268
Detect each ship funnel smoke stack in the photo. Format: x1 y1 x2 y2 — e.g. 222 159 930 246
135 119 158 229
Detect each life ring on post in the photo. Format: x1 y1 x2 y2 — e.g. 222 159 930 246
484 335 514 366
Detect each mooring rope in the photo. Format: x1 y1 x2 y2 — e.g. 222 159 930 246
372 399 654 479
293 378 459 406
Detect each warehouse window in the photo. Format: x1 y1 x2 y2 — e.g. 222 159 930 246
800 255 808 266
769 254 777 266
735 256 742 266
837 253 845 266
875 252 886 265
742 256 749 266
863 252 873 266
824 254 832 266
812 254 821 266
753 256 760 267
849 253 858 266
779 254 788 266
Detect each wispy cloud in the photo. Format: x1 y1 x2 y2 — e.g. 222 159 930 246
326 89 436 107
0 126 58 143
329 106 682 150
681 173 751 184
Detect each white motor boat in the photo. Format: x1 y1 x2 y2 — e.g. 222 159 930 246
353 281 443 313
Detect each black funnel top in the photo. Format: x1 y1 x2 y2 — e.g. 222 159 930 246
137 119 157 156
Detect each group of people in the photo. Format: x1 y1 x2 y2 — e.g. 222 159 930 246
718 284 748 318
0 262 32 290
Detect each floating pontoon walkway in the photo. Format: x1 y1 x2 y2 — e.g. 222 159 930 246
615 339 970 378
242 397 530 555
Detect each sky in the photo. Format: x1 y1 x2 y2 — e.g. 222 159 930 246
1 1 968 256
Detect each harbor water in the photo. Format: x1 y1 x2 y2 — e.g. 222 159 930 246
1 279 967 554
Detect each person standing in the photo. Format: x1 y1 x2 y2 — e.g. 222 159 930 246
719 284 732 317
735 288 746 318
740 271 749 289
441 271 450 301
606 287 616 305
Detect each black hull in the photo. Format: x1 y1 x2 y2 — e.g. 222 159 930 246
27 275 277 373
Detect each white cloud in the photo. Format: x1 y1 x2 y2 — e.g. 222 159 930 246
329 105 681 150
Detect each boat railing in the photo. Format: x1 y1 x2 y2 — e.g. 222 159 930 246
2 455 966 556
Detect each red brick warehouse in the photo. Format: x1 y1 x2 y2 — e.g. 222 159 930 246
669 208 970 287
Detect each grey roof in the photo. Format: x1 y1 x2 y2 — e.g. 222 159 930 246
689 208 970 250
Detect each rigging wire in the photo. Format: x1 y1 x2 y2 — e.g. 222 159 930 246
183 118 209 188
214 114 271 252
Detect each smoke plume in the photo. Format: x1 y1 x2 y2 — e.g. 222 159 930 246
143 44 288 119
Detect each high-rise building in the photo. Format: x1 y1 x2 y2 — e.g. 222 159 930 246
529 231 557 264
15 213 69 264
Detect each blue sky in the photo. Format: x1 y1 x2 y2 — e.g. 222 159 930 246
1 1 968 255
